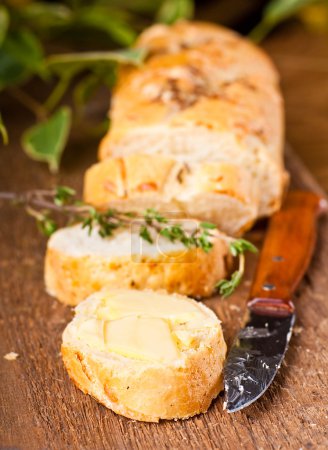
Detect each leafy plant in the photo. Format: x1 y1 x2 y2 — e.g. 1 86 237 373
0 0 194 171
216 238 258 298
156 0 194 24
216 271 243 299
250 0 327 42
22 106 72 172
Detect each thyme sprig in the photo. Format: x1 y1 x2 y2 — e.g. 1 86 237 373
142 209 215 253
0 187 258 297
216 239 258 298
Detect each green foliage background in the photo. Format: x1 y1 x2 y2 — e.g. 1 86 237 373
0 0 326 171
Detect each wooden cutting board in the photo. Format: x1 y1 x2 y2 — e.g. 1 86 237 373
0 144 327 449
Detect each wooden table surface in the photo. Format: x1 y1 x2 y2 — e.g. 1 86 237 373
1 22 328 450
264 23 328 193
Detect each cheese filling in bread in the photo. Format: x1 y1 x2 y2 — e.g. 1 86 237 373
84 21 288 235
61 289 227 422
45 223 231 305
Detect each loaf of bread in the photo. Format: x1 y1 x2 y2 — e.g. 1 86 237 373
45 223 231 305
61 288 227 422
84 21 287 235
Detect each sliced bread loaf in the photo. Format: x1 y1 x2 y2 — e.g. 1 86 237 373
61 288 227 421
45 223 231 305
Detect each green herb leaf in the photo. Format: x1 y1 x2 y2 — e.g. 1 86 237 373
139 225 153 244
229 239 258 257
76 6 137 46
144 208 168 224
19 2 72 30
0 29 45 90
0 6 9 47
157 0 194 24
22 106 71 173
37 215 57 237
4 187 222 259
216 271 243 298
124 211 137 218
82 216 93 236
0 113 8 145
46 48 147 78
159 227 174 241
265 0 317 22
74 73 102 111
169 224 185 240
73 67 117 113
200 221 217 230
198 231 213 253
250 0 318 42
54 186 76 206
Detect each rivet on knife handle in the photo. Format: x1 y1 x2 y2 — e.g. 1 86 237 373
248 191 326 317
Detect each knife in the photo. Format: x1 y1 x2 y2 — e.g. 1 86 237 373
223 191 327 413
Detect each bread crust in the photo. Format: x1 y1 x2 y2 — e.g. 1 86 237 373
95 21 287 222
45 228 231 306
61 290 227 422
84 154 258 236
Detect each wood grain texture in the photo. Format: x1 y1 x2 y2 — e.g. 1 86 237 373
249 191 323 316
1 131 328 450
264 23 328 194
1 23 328 450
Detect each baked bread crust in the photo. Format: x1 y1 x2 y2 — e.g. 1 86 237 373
84 154 259 236
94 21 287 225
45 225 231 305
61 290 227 422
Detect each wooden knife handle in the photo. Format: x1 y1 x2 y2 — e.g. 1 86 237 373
248 191 327 317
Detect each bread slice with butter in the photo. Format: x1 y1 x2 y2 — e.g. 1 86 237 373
61 288 227 422
45 223 231 306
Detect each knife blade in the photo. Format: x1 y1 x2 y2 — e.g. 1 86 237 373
224 191 327 413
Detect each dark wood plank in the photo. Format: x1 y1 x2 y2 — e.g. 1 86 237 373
1 120 328 450
1 22 328 449
264 23 328 193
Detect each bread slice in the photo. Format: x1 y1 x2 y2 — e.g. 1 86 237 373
96 21 287 222
61 288 227 422
45 223 231 306
83 154 259 236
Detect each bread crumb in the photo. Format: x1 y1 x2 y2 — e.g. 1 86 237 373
4 352 19 361
293 326 303 336
229 304 241 312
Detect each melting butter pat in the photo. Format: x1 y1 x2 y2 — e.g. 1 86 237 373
77 318 105 351
104 316 180 362
72 289 218 363
96 289 207 324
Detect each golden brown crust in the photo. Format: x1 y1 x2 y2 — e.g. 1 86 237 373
136 21 279 84
96 21 286 221
99 21 283 162
45 232 231 306
83 158 125 204
61 316 226 422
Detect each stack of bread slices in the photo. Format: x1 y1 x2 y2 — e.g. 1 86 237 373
47 21 286 422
